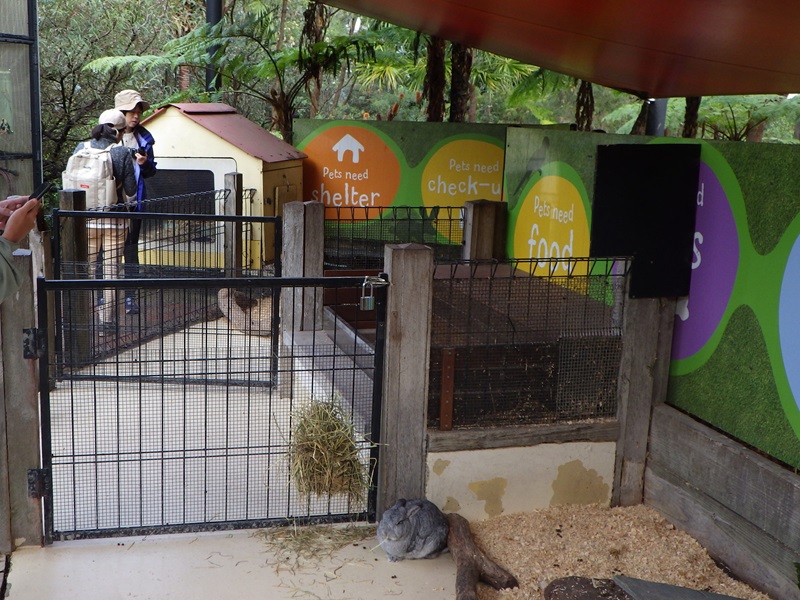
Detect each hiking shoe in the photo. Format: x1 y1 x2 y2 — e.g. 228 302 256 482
125 297 140 315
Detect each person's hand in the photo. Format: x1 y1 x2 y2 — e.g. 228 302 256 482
2 198 40 243
0 195 31 229
134 151 147 166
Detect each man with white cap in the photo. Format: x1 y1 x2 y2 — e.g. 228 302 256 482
71 109 137 330
114 89 157 315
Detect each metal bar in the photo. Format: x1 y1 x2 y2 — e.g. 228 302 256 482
367 272 389 521
55 211 279 224
39 276 373 291
52 512 370 542
36 281 54 544
439 348 455 431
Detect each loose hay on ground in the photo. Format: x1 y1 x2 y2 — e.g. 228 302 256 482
469 504 771 600
257 523 377 573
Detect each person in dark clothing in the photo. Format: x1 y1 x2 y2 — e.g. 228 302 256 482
115 89 157 315
75 109 137 326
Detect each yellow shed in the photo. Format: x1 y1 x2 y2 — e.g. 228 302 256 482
141 102 306 267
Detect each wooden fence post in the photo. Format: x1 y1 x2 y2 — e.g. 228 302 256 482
0 248 43 550
281 201 324 332
377 243 434 518
58 190 91 365
462 199 507 260
224 172 243 275
612 291 676 507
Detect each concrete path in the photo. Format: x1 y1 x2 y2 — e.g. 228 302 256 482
5 527 456 599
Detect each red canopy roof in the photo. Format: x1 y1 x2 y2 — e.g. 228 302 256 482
326 0 800 98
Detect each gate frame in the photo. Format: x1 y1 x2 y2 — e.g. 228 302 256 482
36 273 387 542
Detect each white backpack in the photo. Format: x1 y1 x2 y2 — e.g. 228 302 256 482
61 143 118 210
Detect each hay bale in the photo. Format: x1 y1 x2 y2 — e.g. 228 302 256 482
289 400 369 503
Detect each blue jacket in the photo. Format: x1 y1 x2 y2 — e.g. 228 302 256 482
130 125 157 210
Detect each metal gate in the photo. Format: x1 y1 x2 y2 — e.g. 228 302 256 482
36 206 386 541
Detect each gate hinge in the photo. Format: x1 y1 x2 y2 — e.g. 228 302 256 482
22 328 46 359
27 468 51 499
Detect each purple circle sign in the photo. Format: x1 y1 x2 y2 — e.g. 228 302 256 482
671 163 740 360
779 237 800 416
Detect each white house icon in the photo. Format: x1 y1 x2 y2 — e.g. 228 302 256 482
332 134 365 163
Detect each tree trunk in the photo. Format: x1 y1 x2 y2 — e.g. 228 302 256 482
682 96 701 138
178 65 192 91
331 16 358 112
270 90 294 145
630 100 649 135
276 0 289 51
424 36 446 122
449 43 473 123
746 119 766 142
446 513 518 600
575 80 594 131
302 1 326 119
468 83 477 123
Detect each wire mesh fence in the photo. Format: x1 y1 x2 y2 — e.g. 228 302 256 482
53 189 272 280
50 191 281 366
324 205 464 269
428 257 629 429
39 277 383 540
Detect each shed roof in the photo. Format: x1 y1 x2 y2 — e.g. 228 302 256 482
144 103 307 163
326 0 800 99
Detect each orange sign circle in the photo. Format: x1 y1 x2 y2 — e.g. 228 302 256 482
303 126 401 219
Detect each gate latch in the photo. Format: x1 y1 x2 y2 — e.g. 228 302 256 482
27 468 51 499
360 276 388 311
23 328 46 359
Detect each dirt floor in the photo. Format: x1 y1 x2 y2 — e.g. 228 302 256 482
465 503 770 600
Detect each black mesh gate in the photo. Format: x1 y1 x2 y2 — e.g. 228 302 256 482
37 208 386 542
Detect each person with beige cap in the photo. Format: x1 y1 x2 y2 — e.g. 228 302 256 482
114 89 157 315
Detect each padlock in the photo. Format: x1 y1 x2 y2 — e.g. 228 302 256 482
360 280 375 311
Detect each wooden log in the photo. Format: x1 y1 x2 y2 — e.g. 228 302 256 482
446 512 518 600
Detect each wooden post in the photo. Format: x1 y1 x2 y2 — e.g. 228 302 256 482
462 199 507 260
280 201 324 332
58 190 88 277
58 190 91 365
224 172 243 276
612 291 676 507
301 202 323 331
378 243 434 517
0 250 43 549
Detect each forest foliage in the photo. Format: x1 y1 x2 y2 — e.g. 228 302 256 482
37 0 800 183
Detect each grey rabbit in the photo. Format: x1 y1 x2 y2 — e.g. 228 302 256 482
376 498 449 562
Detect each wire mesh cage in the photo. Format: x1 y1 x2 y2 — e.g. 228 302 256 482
428 257 629 429
324 205 464 269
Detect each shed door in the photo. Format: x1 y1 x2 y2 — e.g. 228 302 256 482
149 157 238 200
